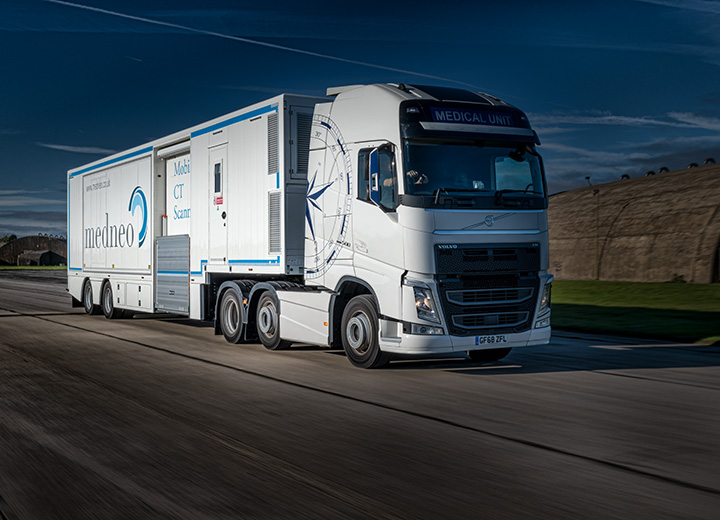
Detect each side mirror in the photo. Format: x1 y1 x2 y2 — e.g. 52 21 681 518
369 148 381 205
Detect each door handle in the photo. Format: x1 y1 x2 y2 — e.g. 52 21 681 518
221 211 227 219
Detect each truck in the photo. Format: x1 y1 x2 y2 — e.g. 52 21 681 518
67 83 552 368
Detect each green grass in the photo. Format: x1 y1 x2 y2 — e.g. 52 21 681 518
0 265 66 270
552 280 720 343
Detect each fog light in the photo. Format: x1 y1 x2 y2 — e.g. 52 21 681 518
410 324 444 335
535 317 550 328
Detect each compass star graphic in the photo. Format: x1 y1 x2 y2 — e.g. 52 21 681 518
305 170 334 241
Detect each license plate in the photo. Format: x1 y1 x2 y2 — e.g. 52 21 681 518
475 334 508 346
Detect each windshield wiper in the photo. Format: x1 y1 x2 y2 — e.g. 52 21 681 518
494 189 544 207
495 189 543 196
432 187 488 204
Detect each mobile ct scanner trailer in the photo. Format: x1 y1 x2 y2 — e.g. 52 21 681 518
67 83 553 368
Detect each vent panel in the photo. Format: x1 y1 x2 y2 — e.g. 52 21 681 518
267 113 279 175
295 112 312 177
268 191 282 254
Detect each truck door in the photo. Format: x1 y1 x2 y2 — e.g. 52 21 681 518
208 144 228 264
353 143 404 277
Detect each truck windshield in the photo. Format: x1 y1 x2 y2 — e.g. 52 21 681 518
402 139 546 206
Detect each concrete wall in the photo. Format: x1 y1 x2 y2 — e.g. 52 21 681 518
548 164 720 283
0 237 67 266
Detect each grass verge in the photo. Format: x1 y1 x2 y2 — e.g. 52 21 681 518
552 280 720 344
0 265 66 270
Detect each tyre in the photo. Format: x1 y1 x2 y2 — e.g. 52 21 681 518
341 295 390 369
102 282 122 319
256 291 291 350
219 287 244 344
83 280 101 315
467 347 512 363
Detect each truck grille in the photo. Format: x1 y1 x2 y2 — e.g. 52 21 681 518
436 244 540 274
435 243 540 336
452 311 529 330
446 287 533 306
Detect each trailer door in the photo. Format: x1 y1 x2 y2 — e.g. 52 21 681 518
209 144 228 264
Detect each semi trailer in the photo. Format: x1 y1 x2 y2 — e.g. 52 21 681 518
67 83 552 368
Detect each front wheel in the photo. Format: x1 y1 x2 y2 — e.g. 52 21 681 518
467 347 512 363
341 295 390 369
256 292 291 350
219 288 244 344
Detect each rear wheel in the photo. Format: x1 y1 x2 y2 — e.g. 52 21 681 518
102 282 122 319
219 288 244 344
341 295 390 369
256 292 291 350
467 347 512 363
83 280 101 315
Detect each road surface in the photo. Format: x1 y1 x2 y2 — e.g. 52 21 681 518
0 270 718 519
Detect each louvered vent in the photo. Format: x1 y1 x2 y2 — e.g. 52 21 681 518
267 113 279 175
295 112 312 177
268 191 281 254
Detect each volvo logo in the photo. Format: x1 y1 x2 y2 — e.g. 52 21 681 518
465 213 514 230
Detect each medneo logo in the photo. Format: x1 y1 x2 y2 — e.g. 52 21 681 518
84 186 148 249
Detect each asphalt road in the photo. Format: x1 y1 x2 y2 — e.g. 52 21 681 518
0 270 718 519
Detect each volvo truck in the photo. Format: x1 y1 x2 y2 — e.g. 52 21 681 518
67 83 552 368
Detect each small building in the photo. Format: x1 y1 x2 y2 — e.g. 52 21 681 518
17 249 66 267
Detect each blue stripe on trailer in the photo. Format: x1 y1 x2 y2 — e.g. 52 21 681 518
191 104 278 138
69 146 154 178
229 257 281 265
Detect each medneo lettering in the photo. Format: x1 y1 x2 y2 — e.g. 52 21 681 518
431 107 513 127
85 213 134 248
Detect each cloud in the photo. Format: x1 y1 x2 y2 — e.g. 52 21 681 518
0 210 67 237
529 111 698 129
36 142 116 154
619 134 720 153
633 0 720 15
542 137 720 194
533 126 576 136
0 194 66 207
667 112 720 131
542 143 651 164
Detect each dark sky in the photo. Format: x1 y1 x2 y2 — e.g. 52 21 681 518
1 0 719 237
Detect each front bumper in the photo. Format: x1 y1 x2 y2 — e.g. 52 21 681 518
379 324 551 355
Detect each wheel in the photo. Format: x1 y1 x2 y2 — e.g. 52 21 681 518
256 292 291 350
467 347 512 363
219 288 244 344
83 280 101 315
102 282 122 319
341 295 390 369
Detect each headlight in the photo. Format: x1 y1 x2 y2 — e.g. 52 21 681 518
404 279 440 323
539 282 551 315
